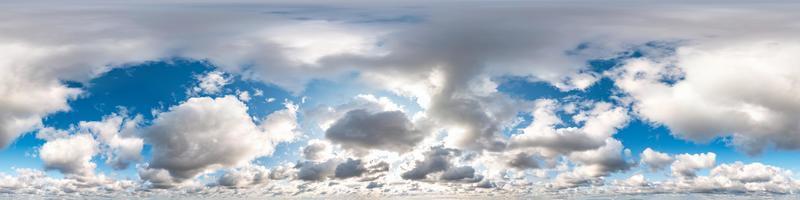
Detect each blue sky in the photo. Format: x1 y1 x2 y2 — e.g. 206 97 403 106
2 1 800 198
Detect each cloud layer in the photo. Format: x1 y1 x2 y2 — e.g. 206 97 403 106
0 1 799 198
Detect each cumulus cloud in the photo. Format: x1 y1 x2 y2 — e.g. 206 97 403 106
36 112 144 173
439 166 481 182
141 96 297 186
75 113 144 170
334 158 367 179
326 109 424 154
39 134 98 177
399 146 479 182
610 41 800 155
302 139 331 161
640 148 673 172
507 152 540 170
671 152 716 178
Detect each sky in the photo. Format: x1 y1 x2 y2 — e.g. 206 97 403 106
2 0 800 199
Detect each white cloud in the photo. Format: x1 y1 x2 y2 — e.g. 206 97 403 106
510 99 629 158
141 96 297 186
39 134 98 177
567 139 634 178
193 71 229 94
0 168 138 197
671 152 716 178
611 41 800 155
640 148 673 172
237 90 251 102
76 113 144 170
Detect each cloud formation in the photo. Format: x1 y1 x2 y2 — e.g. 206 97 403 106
326 109 424 153
640 148 673 172
671 152 716 178
142 96 297 186
39 134 98 177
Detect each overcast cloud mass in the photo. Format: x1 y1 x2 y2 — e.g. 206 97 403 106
1 0 800 199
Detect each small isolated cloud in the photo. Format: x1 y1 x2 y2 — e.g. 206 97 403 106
193 71 229 94
640 148 673 172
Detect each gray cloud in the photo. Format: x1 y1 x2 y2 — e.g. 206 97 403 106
399 146 475 181
401 148 454 180
334 158 366 179
302 139 330 161
296 159 339 181
439 166 481 182
507 152 540 169
216 165 270 188
326 109 424 153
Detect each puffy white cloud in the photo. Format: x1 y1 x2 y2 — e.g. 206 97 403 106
640 148 673 172
611 41 800 155
0 51 81 148
671 152 716 178
326 109 424 154
36 112 144 172
141 96 298 186
39 134 98 177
